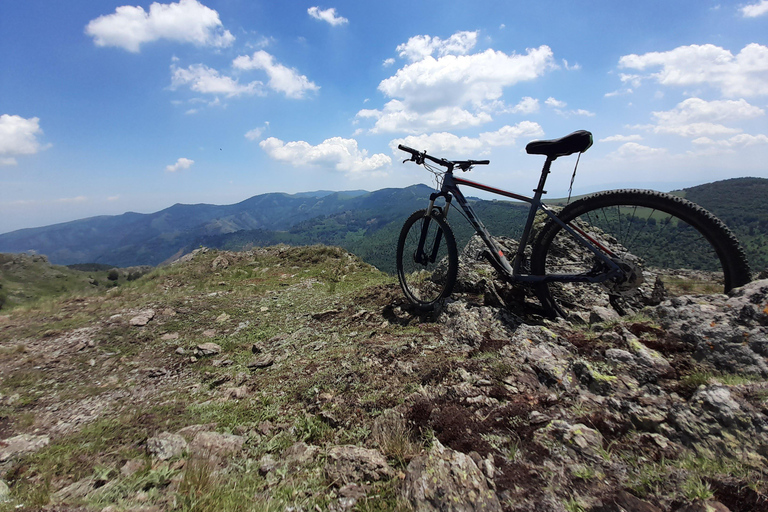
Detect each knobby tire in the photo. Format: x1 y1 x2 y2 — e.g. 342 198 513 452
396 209 458 311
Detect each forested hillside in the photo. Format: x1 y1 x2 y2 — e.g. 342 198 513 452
674 177 768 272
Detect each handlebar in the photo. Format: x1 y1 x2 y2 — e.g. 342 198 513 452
398 144 489 171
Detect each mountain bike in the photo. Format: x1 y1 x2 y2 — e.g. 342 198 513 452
396 130 751 317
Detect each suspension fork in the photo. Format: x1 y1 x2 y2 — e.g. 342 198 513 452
416 192 452 265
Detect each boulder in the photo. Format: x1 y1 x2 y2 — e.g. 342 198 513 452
401 439 501 511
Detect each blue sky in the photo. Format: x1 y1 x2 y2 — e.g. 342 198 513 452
1 0 767 234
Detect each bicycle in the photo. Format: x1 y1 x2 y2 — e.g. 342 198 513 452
395 130 751 317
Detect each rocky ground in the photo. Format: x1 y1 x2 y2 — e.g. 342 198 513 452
1 244 767 512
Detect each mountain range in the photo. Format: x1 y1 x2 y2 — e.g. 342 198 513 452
1 178 766 273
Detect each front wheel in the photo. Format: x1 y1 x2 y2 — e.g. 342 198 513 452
396 209 458 310
531 189 751 318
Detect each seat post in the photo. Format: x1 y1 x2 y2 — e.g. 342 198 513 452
513 156 556 275
532 156 555 199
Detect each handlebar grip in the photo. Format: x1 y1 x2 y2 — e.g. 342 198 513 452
476 160 490 165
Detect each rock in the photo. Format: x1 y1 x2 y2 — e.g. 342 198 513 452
211 255 229 270
611 490 662 512
51 476 100 503
216 313 230 323
284 442 320 470
175 424 218 443
402 439 501 511
325 445 394 485
189 431 244 458
0 434 50 462
120 458 146 477
665 385 768 465
0 480 9 503
223 385 249 399
161 333 179 341
573 360 618 395
651 284 768 377
259 454 278 476
195 342 221 356
147 432 188 460
534 420 605 461
674 500 731 512
590 305 620 324
247 354 274 369
129 309 155 327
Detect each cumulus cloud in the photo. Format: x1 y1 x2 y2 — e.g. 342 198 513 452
0 114 47 165
395 31 478 62
508 97 539 114
307 7 348 26
233 51 319 99
166 157 194 172
599 134 643 143
379 45 555 113
360 38 555 133
245 122 269 141
692 133 768 148
608 142 667 160
641 98 765 137
170 63 263 97
357 101 492 134
389 121 544 156
544 97 566 108
618 43 768 97
259 137 391 175
85 0 234 52
741 0 768 17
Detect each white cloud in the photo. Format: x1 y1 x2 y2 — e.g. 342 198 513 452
56 196 88 204
380 45 555 114
395 31 478 62
85 0 234 52
509 97 539 114
741 0 768 17
545 97 566 108
562 59 581 71
171 63 263 97
233 51 319 99
599 134 643 143
383 58 395 67
618 43 768 97
166 157 194 172
245 122 269 141
259 137 391 175
692 133 768 147
0 114 46 165
645 98 764 137
389 121 544 156
358 101 492 134
307 7 348 26
609 142 667 160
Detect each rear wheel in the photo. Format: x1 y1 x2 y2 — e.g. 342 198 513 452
396 209 458 310
531 189 751 317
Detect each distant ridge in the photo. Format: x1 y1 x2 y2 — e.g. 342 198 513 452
1 179 766 272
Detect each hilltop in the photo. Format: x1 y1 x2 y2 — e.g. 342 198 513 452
1 244 767 511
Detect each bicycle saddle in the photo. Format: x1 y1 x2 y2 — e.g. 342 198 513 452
525 130 593 158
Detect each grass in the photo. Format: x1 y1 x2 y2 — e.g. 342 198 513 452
682 475 715 502
2 244 767 511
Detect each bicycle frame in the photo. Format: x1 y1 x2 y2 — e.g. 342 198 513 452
425 156 625 285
